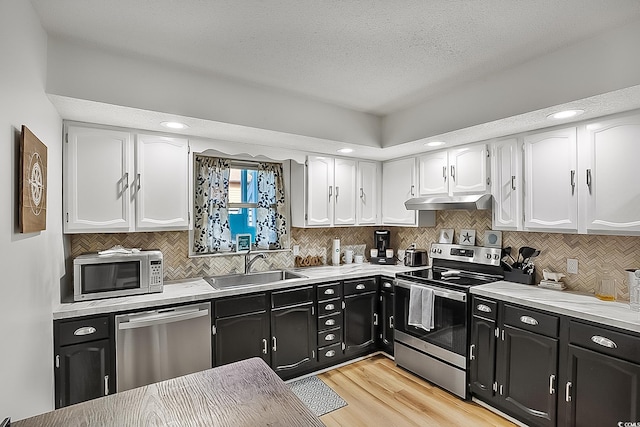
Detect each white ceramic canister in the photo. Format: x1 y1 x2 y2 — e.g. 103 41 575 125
332 238 341 266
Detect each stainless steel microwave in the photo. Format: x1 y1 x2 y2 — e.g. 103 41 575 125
73 250 163 301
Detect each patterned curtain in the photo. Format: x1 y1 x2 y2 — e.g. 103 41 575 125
256 162 288 250
193 156 232 253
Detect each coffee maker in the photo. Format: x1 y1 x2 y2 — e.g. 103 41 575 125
374 230 390 253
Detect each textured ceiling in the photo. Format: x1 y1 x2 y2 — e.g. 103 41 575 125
31 0 640 115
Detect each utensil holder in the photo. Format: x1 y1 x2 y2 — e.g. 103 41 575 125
504 267 536 285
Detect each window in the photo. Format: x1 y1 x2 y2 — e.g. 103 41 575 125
192 156 288 254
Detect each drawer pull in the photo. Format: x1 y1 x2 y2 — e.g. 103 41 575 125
477 304 492 313
325 304 335 311
356 284 366 290
74 326 97 336
325 334 335 341
520 316 539 326
325 350 336 357
591 335 617 349
384 282 392 288
325 319 336 326
324 289 335 295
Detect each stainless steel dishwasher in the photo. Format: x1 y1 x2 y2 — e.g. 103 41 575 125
115 302 212 392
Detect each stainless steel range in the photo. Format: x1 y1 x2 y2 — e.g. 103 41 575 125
394 243 503 399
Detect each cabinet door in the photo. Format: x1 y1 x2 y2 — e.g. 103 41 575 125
135 134 190 230
566 344 640 427
491 138 522 230
357 160 379 225
584 114 640 234
524 128 578 232
382 157 417 225
418 151 448 196
334 158 357 225
449 144 489 195
306 156 334 226
214 312 270 367
344 292 377 356
271 303 316 378
498 325 558 427
64 126 133 233
469 316 496 402
380 291 394 355
56 339 111 408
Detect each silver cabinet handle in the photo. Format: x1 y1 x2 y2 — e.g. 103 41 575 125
410 184 415 196
374 313 379 326
272 336 277 352
342 301 345 310
137 173 141 190
325 334 335 341
499 384 504 395
586 169 592 192
591 335 617 349
389 315 394 328
325 303 335 311
470 344 475 360
328 186 332 198
383 282 392 288
262 338 268 354
549 375 555 395
360 188 364 198
451 165 456 181
570 170 576 194
443 166 447 180
565 381 572 402
511 175 516 190
123 172 129 190
325 319 336 326
325 350 336 357
104 375 109 396
520 315 539 326
324 289 335 295
335 186 339 198
74 326 96 336
356 284 366 290
477 304 492 313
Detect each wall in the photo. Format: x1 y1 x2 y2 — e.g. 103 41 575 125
0 0 64 421
71 210 640 301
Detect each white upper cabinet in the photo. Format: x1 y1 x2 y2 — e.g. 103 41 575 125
333 158 357 225
64 125 190 233
418 144 489 196
305 156 334 226
491 138 522 231
582 113 640 234
524 127 578 232
356 160 380 225
382 157 417 225
135 134 190 230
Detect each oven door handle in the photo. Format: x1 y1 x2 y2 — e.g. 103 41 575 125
394 280 467 302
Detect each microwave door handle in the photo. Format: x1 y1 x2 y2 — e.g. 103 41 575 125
117 307 209 330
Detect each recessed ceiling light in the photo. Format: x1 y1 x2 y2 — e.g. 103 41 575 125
160 121 189 129
547 109 585 120
425 141 446 147
337 148 354 154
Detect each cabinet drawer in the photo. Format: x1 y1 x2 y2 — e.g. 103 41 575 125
318 327 342 347
472 297 497 321
503 304 559 338
318 343 343 364
344 278 377 295
570 320 640 364
380 278 394 293
215 293 267 318
57 316 110 346
271 286 313 309
318 312 343 332
318 298 341 316
317 282 342 301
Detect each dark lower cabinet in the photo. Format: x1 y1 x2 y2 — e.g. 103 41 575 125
500 325 558 427
271 303 316 379
380 290 394 355
214 311 270 366
469 315 496 401
344 291 377 357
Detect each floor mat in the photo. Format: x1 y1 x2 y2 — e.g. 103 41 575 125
288 375 347 417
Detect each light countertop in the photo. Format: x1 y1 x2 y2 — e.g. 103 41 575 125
53 262 418 320
472 281 640 334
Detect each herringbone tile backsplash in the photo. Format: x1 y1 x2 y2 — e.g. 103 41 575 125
70 210 640 299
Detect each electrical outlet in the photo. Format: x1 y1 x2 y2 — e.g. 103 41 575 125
292 245 300 256
567 258 579 274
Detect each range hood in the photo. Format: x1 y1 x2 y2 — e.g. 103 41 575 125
404 194 492 211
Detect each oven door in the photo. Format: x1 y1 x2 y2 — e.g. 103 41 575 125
394 279 468 359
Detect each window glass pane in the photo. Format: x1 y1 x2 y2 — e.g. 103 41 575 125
229 207 257 243
229 168 258 204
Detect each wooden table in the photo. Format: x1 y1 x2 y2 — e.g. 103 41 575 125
15 358 324 426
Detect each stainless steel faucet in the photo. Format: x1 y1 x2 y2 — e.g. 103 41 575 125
245 252 266 274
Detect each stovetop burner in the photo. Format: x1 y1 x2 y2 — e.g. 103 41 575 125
398 267 499 291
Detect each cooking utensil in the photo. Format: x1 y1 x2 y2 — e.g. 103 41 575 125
524 249 540 264
502 246 516 264
518 247 537 264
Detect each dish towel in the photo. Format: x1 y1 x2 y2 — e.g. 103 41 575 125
408 285 435 331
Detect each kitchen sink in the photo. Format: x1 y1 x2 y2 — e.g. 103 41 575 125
204 270 307 289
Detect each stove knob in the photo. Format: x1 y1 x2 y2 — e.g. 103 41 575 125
437 249 442 254
486 253 492 260
494 254 500 260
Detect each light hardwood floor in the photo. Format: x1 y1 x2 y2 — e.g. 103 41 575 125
318 355 516 427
